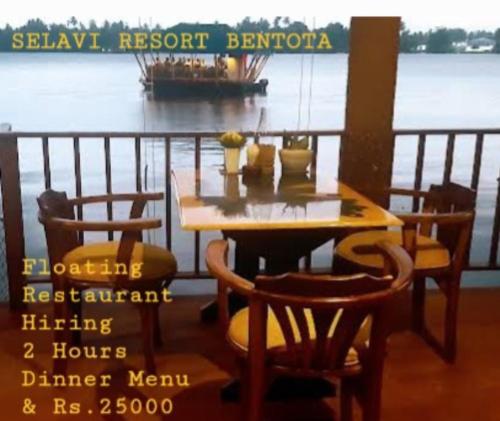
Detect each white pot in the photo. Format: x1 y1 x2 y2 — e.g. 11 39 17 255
279 149 313 174
224 148 241 174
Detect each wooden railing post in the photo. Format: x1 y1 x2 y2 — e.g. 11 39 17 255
490 169 500 268
0 125 26 310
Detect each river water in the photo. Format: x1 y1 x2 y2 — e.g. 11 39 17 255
0 53 499 286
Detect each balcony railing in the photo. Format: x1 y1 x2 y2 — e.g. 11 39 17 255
1 128 499 309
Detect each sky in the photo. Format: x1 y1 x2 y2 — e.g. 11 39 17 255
1 0 499 31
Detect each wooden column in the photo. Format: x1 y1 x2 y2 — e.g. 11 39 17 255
0 125 27 310
339 17 400 207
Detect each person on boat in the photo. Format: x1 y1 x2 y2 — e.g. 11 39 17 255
150 57 162 78
193 58 201 78
174 58 183 77
206 65 216 78
199 59 206 78
184 58 194 78
163 57 172 78
217 55 228 78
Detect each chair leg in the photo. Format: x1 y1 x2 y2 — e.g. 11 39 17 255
360 353 384 421
69 289 82 346
138 304 157 374
238 360 250 413
246 366 265 421
443 276 460 363
339 378 354 421
361 385 382 421
153 304 163 348
243 349 266 421
412 276 426 334
53 282 72 376
53 299 70 376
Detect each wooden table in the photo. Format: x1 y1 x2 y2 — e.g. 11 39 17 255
173 167 402 400
173 167 401 279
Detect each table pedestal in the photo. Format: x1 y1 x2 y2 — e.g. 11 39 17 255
201 228 340 321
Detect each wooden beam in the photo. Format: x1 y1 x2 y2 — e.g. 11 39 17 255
339 17 401 207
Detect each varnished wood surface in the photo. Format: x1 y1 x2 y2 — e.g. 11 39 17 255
173 168 402 231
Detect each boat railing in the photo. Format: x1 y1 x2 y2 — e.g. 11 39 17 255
0 127 499 309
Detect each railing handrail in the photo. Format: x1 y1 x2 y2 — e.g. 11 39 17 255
2 128 500 139
395 128 500 135
0 129 344 138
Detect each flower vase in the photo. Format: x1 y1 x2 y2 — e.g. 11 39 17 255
224 148 241 174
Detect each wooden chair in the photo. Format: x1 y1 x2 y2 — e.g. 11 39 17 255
37 190 177 374
335 182 475 362
206 239 413 421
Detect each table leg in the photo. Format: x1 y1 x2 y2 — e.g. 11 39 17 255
234 243 260 279
265 256 300 275
200 300 219 322
220 378 241 402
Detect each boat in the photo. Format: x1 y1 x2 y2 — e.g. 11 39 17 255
136 53 269 98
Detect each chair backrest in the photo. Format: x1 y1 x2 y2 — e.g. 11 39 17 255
37 190 160 287
421 182 475 260
254 275 398 372
207 239 413 374
37 189 79 266
424 182 476 213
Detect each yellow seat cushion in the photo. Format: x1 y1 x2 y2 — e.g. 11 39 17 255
336 230 450 271
228 307 371 366
62 241 177 283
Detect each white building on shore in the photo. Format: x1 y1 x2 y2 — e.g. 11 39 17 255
464 37 495 53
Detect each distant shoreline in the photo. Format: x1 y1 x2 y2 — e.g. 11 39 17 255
1 19 499 53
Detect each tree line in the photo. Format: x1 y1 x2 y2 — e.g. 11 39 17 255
0 17 499 53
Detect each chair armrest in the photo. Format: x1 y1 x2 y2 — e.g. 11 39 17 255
205 240 254 332
395 212 473 226
206 240 254 296
255 240 413 309
68 192 164 206
48 217 162 232
388 187 430 199
376 240 414 291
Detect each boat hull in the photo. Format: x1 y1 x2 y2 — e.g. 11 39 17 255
144 78 268 98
